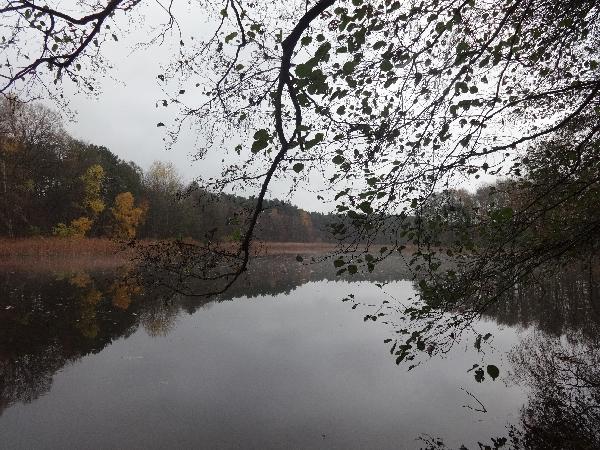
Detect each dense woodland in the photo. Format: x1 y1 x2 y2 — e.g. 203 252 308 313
0 98 336 242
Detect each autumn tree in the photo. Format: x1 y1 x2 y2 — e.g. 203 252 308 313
110 191 147 239
53 164 105 237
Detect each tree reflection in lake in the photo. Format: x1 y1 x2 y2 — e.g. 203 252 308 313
422 262 600 449
508 331 600 449
0 268 139 415
0 256 598 448
498 264 600 449
0 256 407 418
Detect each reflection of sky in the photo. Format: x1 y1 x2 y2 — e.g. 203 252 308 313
0 280 525 449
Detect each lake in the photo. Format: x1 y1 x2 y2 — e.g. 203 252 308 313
1 255 598 449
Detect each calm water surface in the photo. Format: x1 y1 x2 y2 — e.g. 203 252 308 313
1 256 598 449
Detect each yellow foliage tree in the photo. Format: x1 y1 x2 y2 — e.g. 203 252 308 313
69 216 93 237
52 216 92 238
52 164 106 238
80 164 105 216
111 191 147 239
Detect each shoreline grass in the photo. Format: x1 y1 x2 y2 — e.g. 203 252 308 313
0 237 395 271
0 237 125 258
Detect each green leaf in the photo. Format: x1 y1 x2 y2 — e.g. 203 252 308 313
348 264 358 274
474 334 482 350
295 63 313 78
253 129 269 141
332 155 345 165
292 163 304 173
251 129 270 153
490 207 513 222
358 201 373 214
342 60 356 75
380 59 393 71
296 255 303 262
474 367 485 382
456 41 469 53
301 36 312 46
486 365 500 381
225 32 238 43
251 140 268 153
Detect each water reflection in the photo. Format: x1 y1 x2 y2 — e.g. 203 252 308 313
508 331 600 449
0 256 599 448
0 256 410 419
485 264 600 340
0 269 138 415
422 262 600 449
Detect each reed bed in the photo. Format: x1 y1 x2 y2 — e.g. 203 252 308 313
0 237 125 259
252 241 339 255
0 238 392 272
0 238 395 259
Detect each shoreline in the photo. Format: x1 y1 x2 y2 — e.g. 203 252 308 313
0 237 404 271
0 238 341 270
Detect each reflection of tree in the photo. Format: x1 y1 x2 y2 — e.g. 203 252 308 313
109 266 143 310
140 295 178 338
146 253 412 304
485 263 600 341
420 264 600 450
3 255 599 433
0 270 139 416
507 332 600 449
0 347 59 416
0 256 408 415
421 332 600 449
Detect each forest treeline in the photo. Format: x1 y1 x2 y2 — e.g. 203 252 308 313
2 98 597 253
0 98 336 242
